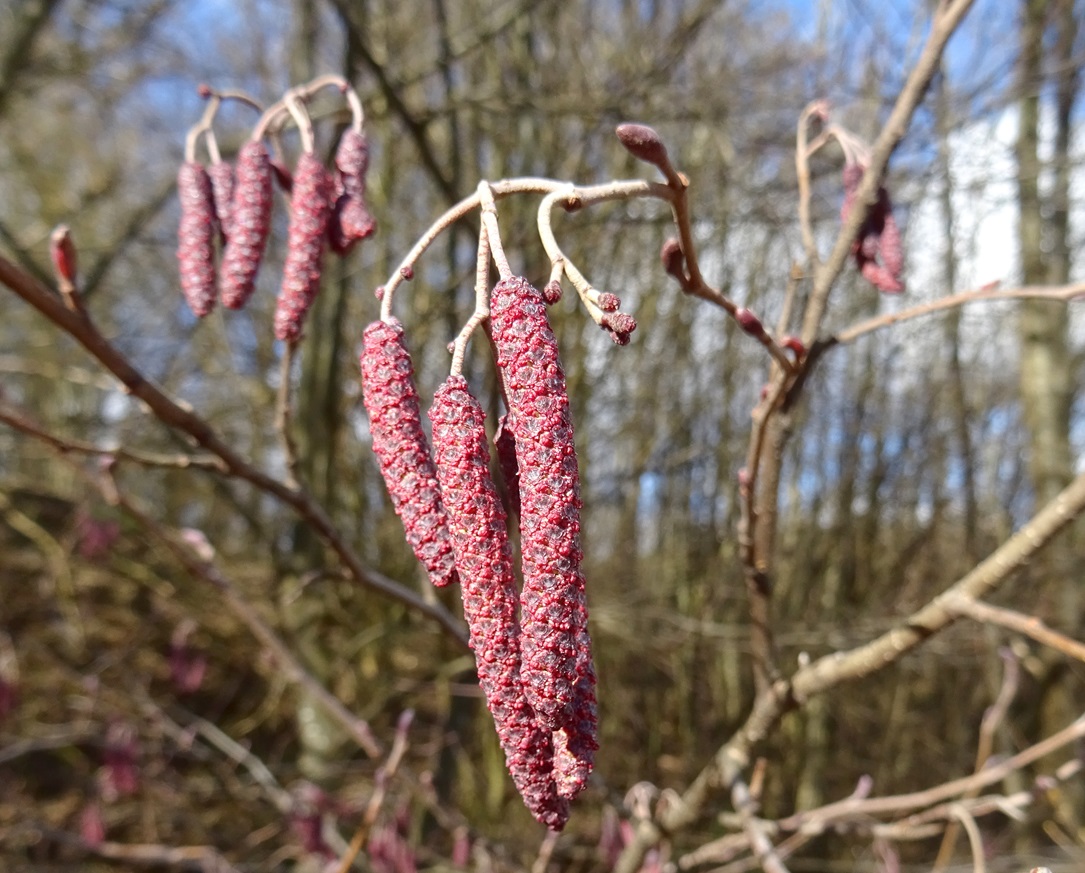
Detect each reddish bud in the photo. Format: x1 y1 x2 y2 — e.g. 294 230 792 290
169 621 207 695
99 722 140 801
615 122 669 168
596 292 621 312
196 83 213 100
50 224 77 284
661 237 685 281
781 335 806 357
734 308 765 337
600 311 637 345
400 265 414 281
542 280 563 304
80 802 106 847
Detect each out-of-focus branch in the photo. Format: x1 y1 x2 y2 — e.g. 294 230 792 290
0 252 469 647
950 598 1085 664
798 0 977 344
835 281 1085 345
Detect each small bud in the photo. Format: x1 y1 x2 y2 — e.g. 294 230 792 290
781 335 806 357
734 308 765 337
595 292 621 312
542 280 563 304
50 224 77 284
615 123 669 168
196 83 213 100
374 285 385 300
660 238 685 280
400 265 414 281
737 468 751 490
601 311 637 345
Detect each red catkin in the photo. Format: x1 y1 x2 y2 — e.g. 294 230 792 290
208 161 235 244
220 140 273 310
489 276 597 743
177 161 217 318
274 152 334 342
360 320 458 588
328 129 376 255
430 376 569 830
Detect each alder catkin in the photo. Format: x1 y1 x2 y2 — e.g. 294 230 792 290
429 376 569 830
177 161 217 318
489 276 597 738
328 129 376 255
208 161 235 244
360 320 458 588
274 152 334 342
220 140 273 310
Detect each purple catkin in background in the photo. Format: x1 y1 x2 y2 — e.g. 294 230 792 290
328 129 376 255
176 161 217 318
360 320 458 588
489 276 597 743
208 161 235 244
430 375 569 830
841 161 904 294
274 152 334 342
220 140 273 309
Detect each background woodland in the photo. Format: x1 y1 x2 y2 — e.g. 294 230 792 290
1 1 1083 871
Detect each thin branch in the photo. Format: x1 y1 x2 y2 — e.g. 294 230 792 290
0 252 469 647
950 598 1085 664
835 281 1085 345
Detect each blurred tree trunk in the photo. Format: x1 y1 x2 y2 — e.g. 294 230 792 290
1015 0 1082 834
281 0 353 782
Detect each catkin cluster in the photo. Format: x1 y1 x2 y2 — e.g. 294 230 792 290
429 376 569 829
177 87 374 336
359 279 599 826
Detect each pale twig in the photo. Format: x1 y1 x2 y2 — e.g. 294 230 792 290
334 710 413 873
378 176 665 320
835 281 1085 345
948 804 986 873
531 830 560 873
449 220 490 377
31 825 241 873
477 181 511 280
934 648 1020 869
795 100 829 267
949 599 1085 664
732 777 790 873
0 252 469 646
